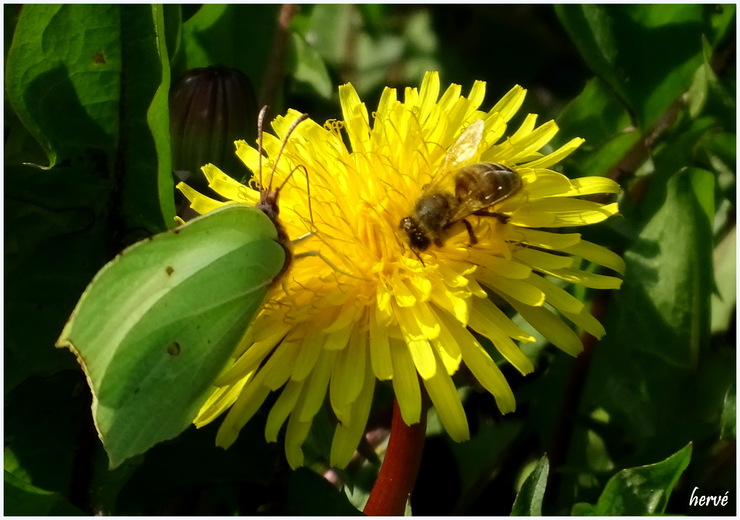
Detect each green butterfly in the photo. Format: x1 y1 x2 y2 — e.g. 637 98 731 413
56 108 306 468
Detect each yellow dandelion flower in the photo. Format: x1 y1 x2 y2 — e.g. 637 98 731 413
177 71 624 469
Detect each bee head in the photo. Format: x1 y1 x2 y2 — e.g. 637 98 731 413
400 217 431 251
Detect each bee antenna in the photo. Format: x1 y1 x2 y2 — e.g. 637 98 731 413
265 112 309 194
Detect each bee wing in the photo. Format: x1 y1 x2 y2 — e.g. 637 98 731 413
448 163 523 222
420 119 485 196
444 119 485 169
449 196 500 223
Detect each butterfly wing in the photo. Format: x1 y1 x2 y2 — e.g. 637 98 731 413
56 205 285 468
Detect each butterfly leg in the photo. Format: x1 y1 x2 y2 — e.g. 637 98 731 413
294 249 364 280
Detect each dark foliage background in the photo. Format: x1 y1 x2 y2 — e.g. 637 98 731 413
5 4 735 515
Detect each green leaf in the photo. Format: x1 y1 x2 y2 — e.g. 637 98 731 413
293 5 353 69
571 444 692 515
511 455 550 516
401 9 441 81
720 384 736 440
151 5 177 227
4 471 85 516
289 32 333 100
556 5 706 130
176 5 280 89
5 373 93 498
284 468 362 515
571 502 598 515
5 5 121 167
56 205 286 468
555 77 639 177
5 163 111 391
705 4 737 48
618 167 715 366
5 5 175 236
688 37 736 127
162 5 182 63
118 5 176 237
355 31 405 97
449 417 523 505
112 419 280 514
711 227 736 334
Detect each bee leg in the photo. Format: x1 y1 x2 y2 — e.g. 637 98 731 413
462 219 478 246
473 210 510 224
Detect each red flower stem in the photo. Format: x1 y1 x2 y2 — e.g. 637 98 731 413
363 398 427 516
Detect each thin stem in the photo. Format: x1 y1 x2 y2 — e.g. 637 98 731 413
363 398 427 516
260 4 299 109
547 289 609 504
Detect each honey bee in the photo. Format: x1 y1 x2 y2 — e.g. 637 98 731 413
400 120 522 252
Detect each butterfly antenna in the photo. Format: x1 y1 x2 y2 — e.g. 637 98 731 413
257 105 269 192
265 112 309 195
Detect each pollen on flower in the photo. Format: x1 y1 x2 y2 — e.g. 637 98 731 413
177 70 623 469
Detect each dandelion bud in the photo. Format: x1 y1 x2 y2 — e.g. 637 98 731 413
169 66 257 187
